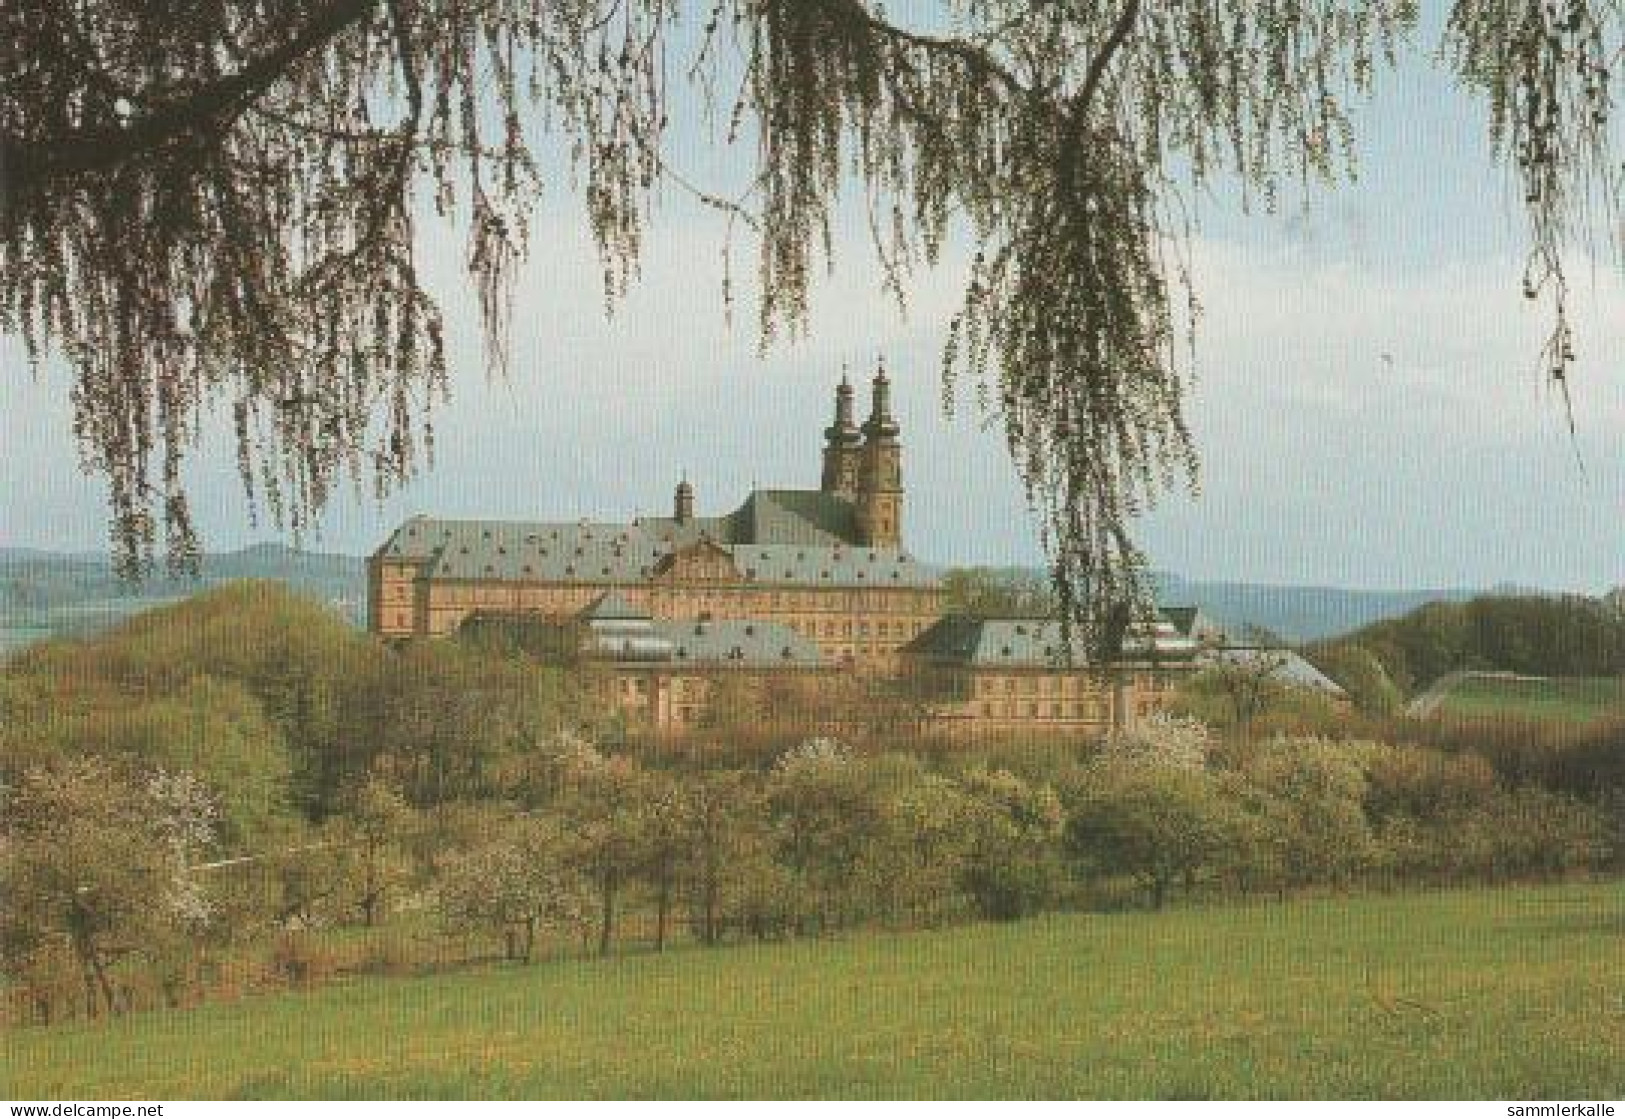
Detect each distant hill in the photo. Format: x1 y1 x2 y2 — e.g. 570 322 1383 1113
0 543 366 652
0 542 1547 655
1150 573 1484 644
1307 593 1625 696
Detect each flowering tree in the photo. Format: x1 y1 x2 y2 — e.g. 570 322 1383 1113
435 812 587 963
0 759 217 1017
1100 711 1212 771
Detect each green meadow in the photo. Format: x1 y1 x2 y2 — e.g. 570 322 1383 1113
8 882 1622 1100
1436 676 1625 724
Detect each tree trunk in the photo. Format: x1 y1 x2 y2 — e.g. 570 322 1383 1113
86 949 119 1017
655 878 670 952
703 876 720 946
598 872 617 957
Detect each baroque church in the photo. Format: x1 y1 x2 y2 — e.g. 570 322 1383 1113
368 366 1199 735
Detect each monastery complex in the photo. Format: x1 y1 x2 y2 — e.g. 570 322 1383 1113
368 367 1205 736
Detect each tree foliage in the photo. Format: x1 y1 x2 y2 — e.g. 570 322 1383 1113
5 2 1618 649
1317 593 1625 694
1 759 217 1018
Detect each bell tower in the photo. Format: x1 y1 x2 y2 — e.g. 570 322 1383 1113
820 371 863 499
674 475 695 524
856 361 903 549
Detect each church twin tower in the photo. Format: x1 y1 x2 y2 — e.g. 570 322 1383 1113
820 364 904 550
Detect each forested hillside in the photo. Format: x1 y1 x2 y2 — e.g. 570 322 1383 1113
1309 594 1625 700
0 544 366 654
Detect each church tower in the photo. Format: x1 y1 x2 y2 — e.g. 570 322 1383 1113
856 361 903 549
674 475 694 523
820 372 863 499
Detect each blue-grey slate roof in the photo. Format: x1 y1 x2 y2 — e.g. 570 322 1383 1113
905 615 1200 667
652 618 826 668
1199 647 1348 695
375 491 938 590
577 594 825 667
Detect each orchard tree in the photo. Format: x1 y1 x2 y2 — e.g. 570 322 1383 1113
1063 761 1240 908
956 767 1068 920
3 2 1621 650
638 770 689 951
332 773 416 927
681 768 772 945
1185 647 1293 735
0 760 217 1017
436 811 587 963
557 752 650 956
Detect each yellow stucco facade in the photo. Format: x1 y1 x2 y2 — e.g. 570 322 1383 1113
368 370 1196 737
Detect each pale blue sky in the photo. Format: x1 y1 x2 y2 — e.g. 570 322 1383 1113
3 8 1622 592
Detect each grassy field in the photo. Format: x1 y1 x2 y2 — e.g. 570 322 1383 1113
6 882 1623 1100
1435 675 1625 723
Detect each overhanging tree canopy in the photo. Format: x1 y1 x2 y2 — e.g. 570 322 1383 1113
2 0 1618 654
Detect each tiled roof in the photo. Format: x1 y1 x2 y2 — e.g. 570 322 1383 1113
652 618 826 668
575 596 825 667
374 494 938 590
905 615 1200 667
1199 647 1348 695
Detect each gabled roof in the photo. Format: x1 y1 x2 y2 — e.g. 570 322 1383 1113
906 617 1086 667
1199 647 1347 695
740 489 860 545
654 618 825 668
905 614 1201 668
581 591 646 621
375 493 939 590
1159 605 1227 644
581 615 825 668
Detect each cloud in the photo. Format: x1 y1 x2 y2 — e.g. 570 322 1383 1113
6 183 1621 594
1139 236 1625 590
